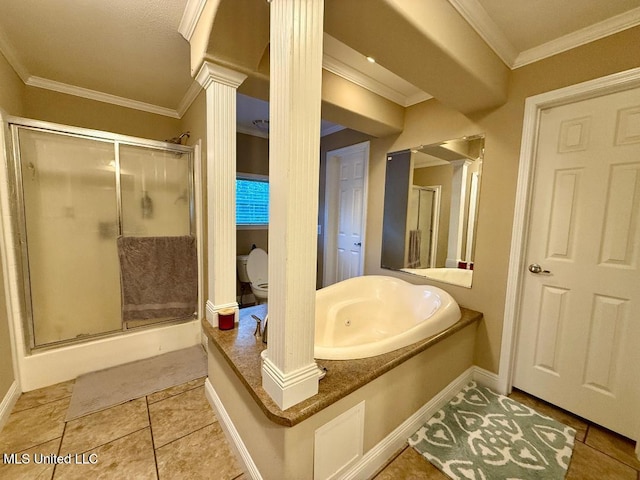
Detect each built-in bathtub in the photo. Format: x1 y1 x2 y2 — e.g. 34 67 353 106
314 275 461 360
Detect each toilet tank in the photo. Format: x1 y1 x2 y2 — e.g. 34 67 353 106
237 255 250 283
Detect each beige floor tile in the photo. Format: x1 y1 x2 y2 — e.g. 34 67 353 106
585 425 640 471
13 381 74 413
566 441 637 480
53 428 157 480
0 437 61 480
508 389 589 442
146 377 206 405
156 422 242 480
148 386 217 448
59 398 149 455
374 446 448 480
0 398 69 453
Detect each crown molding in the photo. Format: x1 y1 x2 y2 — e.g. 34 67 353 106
447 0 518 68
321 124 346 137
404 92 434 107
322 54 430 107
176 79 204 117
0 29 30 82
237 124 269 139
513 6 640 68
178 0 208 42
26 76 181 118
196 61 248 89
450 0 640 70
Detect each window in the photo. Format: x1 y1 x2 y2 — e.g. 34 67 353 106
236 174 269 228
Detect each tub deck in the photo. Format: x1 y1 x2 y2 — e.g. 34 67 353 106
202 304 482 427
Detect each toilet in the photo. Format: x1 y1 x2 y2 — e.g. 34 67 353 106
238 248 268 304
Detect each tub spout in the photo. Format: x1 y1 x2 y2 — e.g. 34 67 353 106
251 315 262 338
262 315 268 344
251 314 268 344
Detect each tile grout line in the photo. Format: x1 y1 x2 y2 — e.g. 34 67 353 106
11 394 74 415
146 380 206 405
59 425 152 457
153 419 220 451
51 421 68 480
578 440 640 473
146 395 161 480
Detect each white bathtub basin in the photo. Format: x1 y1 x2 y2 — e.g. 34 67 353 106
314 275 461 360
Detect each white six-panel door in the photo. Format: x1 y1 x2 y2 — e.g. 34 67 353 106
335 148 366 282
513 86 640 439
323 141 369 287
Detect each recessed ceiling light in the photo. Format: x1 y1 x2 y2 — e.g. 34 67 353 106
366 56 376 63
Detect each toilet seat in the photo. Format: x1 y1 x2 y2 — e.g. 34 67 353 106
246 248 268 288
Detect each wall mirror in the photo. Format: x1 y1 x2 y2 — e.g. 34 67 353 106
381 134 484 288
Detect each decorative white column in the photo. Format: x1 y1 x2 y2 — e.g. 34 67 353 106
196 62 247 328
262 0 324 410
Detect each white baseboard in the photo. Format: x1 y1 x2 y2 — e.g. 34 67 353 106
341 366 475 480
0 381 21 432
204 378 262 480
203 365 500 480
472 366 501 393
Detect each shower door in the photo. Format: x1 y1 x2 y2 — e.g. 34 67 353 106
16 128 122 346
119 144 192 237
118 144 194 329
13 123 195 349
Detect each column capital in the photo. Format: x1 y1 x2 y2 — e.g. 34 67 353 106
196 61 247 90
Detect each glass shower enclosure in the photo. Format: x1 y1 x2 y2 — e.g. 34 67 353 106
9 120 195 350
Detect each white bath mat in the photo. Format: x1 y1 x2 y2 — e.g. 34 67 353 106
66 345 206 421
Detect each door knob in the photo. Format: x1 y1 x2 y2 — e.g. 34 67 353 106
354 242 362 247
528 263 550 274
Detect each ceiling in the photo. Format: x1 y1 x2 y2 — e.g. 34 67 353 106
0 0 638 134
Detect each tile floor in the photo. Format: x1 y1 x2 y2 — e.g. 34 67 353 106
375 388 640 480
0 377 245 480
1 379 639 480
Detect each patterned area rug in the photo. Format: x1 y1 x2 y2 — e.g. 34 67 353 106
409 382 576 480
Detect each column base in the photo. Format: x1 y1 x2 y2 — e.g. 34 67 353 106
261 353 320 410
206 300 239 328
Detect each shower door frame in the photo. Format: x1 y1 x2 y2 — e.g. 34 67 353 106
8 117 196 352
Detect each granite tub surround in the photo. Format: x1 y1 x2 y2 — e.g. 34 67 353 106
202 304 482 426
205 306 479 479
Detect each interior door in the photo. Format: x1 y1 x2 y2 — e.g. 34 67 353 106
513 86 640 438
335 147 366 282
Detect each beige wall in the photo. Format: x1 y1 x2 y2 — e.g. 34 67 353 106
366 26 640 373
0 52 22 403
24 87 181 141
0 237 15 402
180 89 208 313
0 52 24 116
